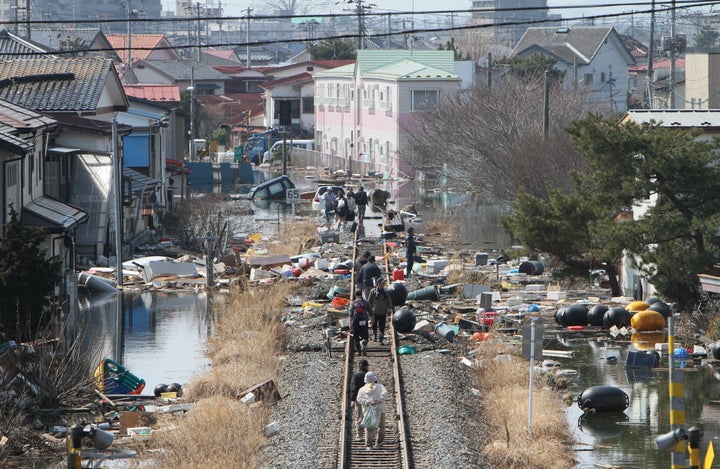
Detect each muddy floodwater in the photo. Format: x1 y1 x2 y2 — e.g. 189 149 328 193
552 332 720 468
80 174 720 468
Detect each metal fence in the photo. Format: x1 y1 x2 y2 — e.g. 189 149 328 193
289 149 381 177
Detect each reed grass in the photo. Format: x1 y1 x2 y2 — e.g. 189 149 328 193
473 343 575 468
147 280 291 467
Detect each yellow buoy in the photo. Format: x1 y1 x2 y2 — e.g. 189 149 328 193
630 309 665 331
627 300 650 312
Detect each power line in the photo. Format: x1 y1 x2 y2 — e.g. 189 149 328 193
0 1 716 58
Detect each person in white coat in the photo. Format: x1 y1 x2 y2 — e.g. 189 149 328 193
356 371 388 449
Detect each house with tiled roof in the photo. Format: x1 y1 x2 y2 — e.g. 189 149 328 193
29 29 118 61
0 29 55 59
0 57 161 263
121 84 183 210
106 34 180 65
512 26 635 111
0 98 88 316
314 50 461 178
133 59 228 95
628 57 686 109
201 49 241 66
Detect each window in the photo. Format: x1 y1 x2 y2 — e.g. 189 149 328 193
600 72 606 83
302 97 314 114
583 74 594 86
411 89 439 110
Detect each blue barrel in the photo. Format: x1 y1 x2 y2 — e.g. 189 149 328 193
407 285 439 301
434 322 455 341
578 386 629 412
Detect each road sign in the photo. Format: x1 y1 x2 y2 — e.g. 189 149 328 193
286 188 300 204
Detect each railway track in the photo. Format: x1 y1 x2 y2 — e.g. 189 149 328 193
335 222 412 469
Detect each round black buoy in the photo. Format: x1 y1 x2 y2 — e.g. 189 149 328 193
392 309 416 334
648 301 671 318
587 304 609 327
166 382 183 397
710 342 720 360
387 281 408 307
578 385 629 412
154 383 168 397
603 307 632 328
563 305 589 327
554 307 568 326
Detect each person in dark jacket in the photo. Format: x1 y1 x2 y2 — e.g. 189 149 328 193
354 186 369 223
359 255 382 300
349 359 370 440
350 291 371 357
405 227 417 278
354 250 371 294
369 276 394 345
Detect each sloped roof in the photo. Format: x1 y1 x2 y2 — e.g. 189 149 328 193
22 196 88 232
629 58 686 73
202 49 239 61
107 34 169 62
0 29 55 59
261 72 313 89
356 50 455 74
0 58 126 113
366 59 458 80
124 84 180 102
512 26 635 66
622 109 720 128
30 29 113 55
135 59 228 81
0 98 56 153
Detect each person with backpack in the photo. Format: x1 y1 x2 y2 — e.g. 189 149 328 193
354 186 369 223
349 290 371 356
335 192 349 229
369 276 394 346
405 227 417 278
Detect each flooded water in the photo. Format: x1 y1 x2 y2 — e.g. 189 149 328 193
550 331 720 468
81 170 720 467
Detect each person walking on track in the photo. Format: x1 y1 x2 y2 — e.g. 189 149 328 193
349 292 371 356
369 276 394 345
356 371 388 450
354 186 368 223
405 227 417 278
359 255 382 300
349 359 370 440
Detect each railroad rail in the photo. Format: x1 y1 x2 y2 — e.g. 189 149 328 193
336 221 412 469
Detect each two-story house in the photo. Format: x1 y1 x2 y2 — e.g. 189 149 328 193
314 50 461 178
0 99 87 315
512 26 636 112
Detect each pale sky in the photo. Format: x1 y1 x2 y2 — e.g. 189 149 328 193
164 0 653 18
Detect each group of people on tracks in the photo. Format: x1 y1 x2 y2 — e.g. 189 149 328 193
320 186 370 229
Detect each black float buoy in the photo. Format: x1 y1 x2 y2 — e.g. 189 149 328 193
392 309 416 334
587 304 609 327
387 281 408 307
578 385 629 412
154 383 168 397
603 307 632 328
166 382 183 397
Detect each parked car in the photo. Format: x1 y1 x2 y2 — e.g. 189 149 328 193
245 175 295 200
311 185 344 211
262 139 315 164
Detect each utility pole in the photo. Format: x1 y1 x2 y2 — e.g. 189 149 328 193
542 71 550 138
646 0 655 108
246 7 253 68
669 0 676 109
188 67 195 162
195 2 202 62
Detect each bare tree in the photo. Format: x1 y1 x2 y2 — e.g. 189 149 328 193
263 0 312 15
404 76 605 202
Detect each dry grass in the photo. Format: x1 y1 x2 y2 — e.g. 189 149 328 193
474 343 576 469
149 396 268 469
266 219 319 256
147 279 291 467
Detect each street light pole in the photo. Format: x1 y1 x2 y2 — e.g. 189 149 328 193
246 7 253 68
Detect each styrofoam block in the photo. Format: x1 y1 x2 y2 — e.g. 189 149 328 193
547 291 567 300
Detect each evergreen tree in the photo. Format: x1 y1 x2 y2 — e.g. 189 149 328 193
496 53 565 83
504 115 720 310
694 26 719 52
0 209 62 341
307 39 356 60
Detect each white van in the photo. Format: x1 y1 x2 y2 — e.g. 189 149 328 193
262 139 315 163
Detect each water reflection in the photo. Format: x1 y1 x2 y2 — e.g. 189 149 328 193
563 333 720 468
79 291 213 390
